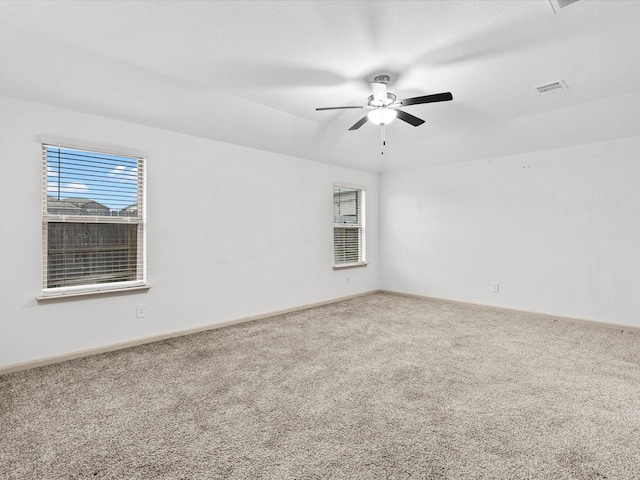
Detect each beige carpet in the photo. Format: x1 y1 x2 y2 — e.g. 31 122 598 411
1 292 640 479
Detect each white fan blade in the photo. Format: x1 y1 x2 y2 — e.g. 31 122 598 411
370 82 387 102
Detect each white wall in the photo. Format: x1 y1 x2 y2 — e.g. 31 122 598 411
0 96 379 369
380 136 640 327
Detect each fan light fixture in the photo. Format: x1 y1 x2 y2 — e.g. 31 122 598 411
367 108 397 125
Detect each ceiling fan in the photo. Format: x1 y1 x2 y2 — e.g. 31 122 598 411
316 75 452 149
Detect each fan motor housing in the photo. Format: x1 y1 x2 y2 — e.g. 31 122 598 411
368 93 396 107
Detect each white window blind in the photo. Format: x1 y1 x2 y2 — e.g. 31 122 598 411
42 143 146 295
333 184 365 266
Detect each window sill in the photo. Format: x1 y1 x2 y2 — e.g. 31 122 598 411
37 285 151 303
333 262 368 270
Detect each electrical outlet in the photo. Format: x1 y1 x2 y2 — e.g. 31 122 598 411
490 282 500 293
136 304 146 318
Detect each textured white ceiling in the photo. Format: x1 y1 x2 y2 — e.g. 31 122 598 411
1 0 639 172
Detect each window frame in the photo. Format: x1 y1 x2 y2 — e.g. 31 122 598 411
40 141 147 298
333 182 367 269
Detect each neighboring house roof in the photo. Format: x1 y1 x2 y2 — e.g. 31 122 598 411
46 197 83 214
120 203 138 217
121 203 137 212
47 196 110 214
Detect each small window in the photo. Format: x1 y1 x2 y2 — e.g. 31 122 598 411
333 184 366 267
42 143 146 296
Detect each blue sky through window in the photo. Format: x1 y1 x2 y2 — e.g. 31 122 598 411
46 146 139 212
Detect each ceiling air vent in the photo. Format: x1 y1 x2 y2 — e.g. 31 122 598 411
549 0 581 13
536 80 568 95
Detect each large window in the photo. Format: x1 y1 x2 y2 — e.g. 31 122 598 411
333 184 366 267
42 143 146 296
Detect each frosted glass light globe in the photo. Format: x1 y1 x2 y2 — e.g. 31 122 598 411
367 108 397 125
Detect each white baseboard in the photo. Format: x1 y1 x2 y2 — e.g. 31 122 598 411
380 289 640 334
5 289 637 376
0 290 379 376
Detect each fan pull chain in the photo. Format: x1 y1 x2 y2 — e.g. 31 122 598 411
381 125 386 155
